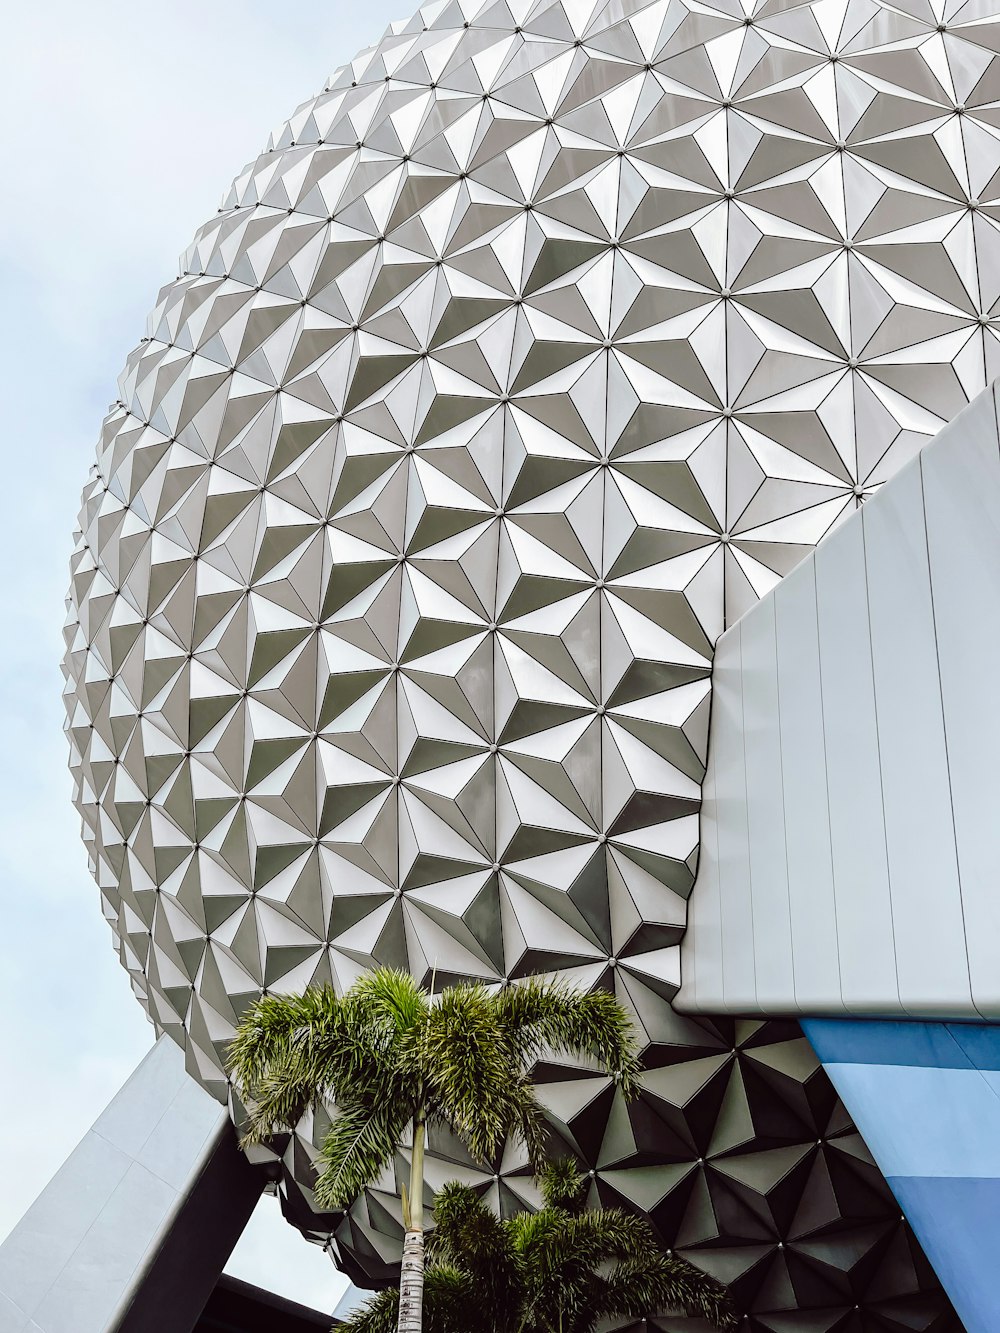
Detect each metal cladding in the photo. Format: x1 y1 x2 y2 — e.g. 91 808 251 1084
60 0 992 1323
680 384 1000 1024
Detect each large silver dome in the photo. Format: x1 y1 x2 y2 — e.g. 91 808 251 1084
65 0 991 1321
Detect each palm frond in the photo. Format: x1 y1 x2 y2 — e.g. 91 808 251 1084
505 1207 564 1265
227 989 349 1143
504 1208 565 1333
227 991 329 1084
432 1189 512 1279
599 1254 738 1330
315 1097 412 1210
229 981 425 1147
338 1267 480 1333
510 1204 736 1332
421 1265 483 1333
417 982 633 1172
415 984 514 1162
539 1157 586 1213
500 1074 551 1172
509 1206 609 1333
515 1206 618 1296
429 1181 519 1324
348 966 428 1035
235 1070 316 1148
492 978 642 1099
430 1182 507 1264
337 1287 399 1333
563 1207 656 1263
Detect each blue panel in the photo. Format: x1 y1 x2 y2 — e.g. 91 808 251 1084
802 1017 1000 1333
888 1176 1000 1333
809 1062 1000 1177
802 1016 1000 1069
945 1022 1000 1071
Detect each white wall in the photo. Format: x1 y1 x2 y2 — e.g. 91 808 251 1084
679 381 1000 1020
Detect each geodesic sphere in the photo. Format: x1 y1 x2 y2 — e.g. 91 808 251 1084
65 0 990 1321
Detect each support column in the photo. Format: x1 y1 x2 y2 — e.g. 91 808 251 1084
0 1035 263 1333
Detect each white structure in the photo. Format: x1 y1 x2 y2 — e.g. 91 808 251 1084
0 1039 261 1333
60 0 1000 1322
679 383 1000 1020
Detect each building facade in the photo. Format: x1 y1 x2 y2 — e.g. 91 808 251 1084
60 0 1000 1326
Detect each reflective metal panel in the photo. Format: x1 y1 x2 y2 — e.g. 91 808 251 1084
681 384 1000 1022
61 0 987 1320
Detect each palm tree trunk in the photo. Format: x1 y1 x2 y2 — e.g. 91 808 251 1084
396 1114 426 1333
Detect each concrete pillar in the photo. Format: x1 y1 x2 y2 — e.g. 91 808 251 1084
0 1036 263 1333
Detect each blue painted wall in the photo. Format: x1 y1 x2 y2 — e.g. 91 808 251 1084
803 1018 1000 1333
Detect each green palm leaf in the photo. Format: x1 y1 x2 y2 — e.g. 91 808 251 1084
338 1287 399 1333
492 978 642 1099
348 968 429 1048
315 1097 413 1211
339 1266 478 1333
226 971 667 1333
537 1158 586 1213
504 1160 735 1332
601 1254 737 1330
427 1183 519 1328
228 988 378 1144
227 990 344 1128
414 985 512 1159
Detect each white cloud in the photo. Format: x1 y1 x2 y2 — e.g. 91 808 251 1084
0 0 400 1313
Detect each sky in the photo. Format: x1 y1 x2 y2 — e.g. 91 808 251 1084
0 0 403 1314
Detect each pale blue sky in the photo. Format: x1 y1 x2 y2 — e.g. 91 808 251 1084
0 0 403 1312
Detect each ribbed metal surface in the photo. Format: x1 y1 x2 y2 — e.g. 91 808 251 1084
681 383 1000 1020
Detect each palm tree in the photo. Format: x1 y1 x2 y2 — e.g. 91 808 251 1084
227 969 642 1333
339 1158 736 1333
